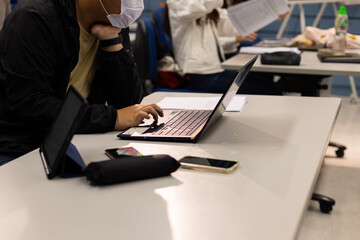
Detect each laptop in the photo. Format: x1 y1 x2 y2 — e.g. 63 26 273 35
117 54 258 143
40 86 88 179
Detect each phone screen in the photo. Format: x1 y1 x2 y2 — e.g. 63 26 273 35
105 147 143 159
179 156 238 169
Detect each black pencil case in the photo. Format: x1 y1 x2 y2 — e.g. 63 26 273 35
261 51 301 65
84 154 180 185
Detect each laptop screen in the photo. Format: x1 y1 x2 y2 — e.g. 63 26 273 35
197 55 257 139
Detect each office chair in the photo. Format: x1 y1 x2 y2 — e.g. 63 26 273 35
134 18 195 94
153 6 173 59
133 18 157 85
275 74 329 97
11 0 18 9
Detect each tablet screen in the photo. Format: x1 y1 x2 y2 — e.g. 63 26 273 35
41 86 86 178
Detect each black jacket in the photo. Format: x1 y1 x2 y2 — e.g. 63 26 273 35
0 0 144 157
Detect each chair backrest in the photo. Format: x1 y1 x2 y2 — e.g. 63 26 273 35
133 18 158 82
153 6 173 58
11 0 18 9
134 16 193 93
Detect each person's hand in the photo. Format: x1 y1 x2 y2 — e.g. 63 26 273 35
235 32 258 43
90 23 121 40
114 104 164 131
277 11 289 20
90 23 123 51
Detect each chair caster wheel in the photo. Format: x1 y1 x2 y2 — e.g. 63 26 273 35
319 203 333 213
329 142 346 158
311 193 335 214
335 149 345 158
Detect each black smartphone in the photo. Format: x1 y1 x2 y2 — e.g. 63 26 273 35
105 147 143 159
179 156 239 173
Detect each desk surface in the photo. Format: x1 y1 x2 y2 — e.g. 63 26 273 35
0 93 341 240
221 50 360 76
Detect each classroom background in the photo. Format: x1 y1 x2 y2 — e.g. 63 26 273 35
141 0 360 97
8 0 360 96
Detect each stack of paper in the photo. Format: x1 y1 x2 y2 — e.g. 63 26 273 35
240 46 301 54
157 96 247 112
256 38 293 47
228 0 289 36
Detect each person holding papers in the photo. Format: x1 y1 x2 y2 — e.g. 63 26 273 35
219 0 288 94
166 0 287 94
166 0 258 93
219 0 259 59
0 0 163 165
218 0 289 58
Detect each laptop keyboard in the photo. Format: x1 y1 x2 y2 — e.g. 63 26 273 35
147 110 211 136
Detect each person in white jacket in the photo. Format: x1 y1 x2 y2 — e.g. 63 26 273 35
166 0 258 93
166 0 288 94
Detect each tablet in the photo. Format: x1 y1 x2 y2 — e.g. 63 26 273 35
39 86 87 179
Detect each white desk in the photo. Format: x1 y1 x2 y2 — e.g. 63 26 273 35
0 92 341 240
221 51 360 103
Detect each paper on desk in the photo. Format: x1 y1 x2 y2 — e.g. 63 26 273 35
157 96 247 112
256 38 293 47
227 0 289 36
124 143 214 160
239 46 301 54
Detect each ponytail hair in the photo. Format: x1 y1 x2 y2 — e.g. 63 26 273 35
196 9 220 26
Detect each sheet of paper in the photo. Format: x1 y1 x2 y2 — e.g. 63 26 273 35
239 46 300 54
124 143 214 160
157 96 247 112
228 0 289 36
256 38 293 47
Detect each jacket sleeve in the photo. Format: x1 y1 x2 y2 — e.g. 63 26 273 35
167 0 223 24
77 104 117 134
87 28 145 110
218 36 238 52
82 29 145 133
77 28 142 134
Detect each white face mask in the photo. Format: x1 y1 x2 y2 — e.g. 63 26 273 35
99 0 144 29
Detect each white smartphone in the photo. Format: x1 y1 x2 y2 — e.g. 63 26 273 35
179 156 239 174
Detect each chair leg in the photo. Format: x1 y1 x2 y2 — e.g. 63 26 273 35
311 193 336 214
328 141 346 158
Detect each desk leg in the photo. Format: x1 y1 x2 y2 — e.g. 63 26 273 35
332 2 338 16
276 4 295 39
349 76 358 104
312 3 327 27
299 4 306 31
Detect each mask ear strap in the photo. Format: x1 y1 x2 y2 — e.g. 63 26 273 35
98 0 110 15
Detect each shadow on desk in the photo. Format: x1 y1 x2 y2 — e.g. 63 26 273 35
200 116 298 198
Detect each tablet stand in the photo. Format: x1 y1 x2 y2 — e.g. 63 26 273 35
60 143 86 178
